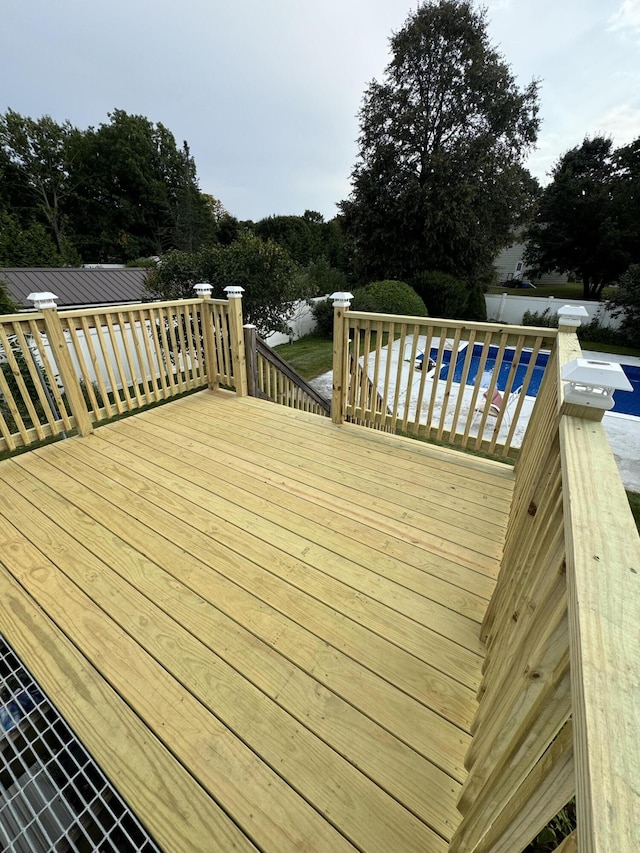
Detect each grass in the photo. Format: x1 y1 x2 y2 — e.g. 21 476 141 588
581 340 640 358
487 282 617 300
273 336 334 380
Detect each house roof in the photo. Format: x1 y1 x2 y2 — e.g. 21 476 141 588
0 267 151 310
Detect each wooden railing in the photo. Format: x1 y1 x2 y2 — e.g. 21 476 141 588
330 301 639 851
449 323 640 852
244 326 330 417
331 306 557 458
0 295 244 453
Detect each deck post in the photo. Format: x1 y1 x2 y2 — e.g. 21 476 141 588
193 283 219 390
224 286 248 397
330 292 353 424
29 292 94 437
243 325 258 397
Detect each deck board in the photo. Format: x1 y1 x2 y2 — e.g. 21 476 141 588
0 390 515 852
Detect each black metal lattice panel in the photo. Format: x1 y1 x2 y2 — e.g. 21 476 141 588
1 635 161 852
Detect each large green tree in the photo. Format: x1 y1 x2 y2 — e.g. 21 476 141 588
66 111 217 261
0 109 80 258
340 0 539 295
0 108 221 265
147 232 308 337
525 137 637 299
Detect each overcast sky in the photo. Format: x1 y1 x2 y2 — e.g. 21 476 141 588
2 0 639 222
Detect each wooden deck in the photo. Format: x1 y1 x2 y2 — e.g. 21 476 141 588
0 390 515 852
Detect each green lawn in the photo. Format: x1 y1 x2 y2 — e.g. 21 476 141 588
582 341 640 358
273 336 334 380
487 282 616 300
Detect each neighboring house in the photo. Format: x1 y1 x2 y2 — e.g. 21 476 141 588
495 241 568 287
0 267 151 311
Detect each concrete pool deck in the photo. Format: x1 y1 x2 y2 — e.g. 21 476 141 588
310 344 640 493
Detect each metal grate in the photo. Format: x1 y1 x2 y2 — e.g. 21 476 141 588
0 635 161 852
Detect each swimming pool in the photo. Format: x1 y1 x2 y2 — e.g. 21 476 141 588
616 364 640 416
431 345 639 416
435 344 548 396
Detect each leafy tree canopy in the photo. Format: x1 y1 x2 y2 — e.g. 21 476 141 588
0 211 72 267
340 0 539 291
0 275 17 314
252 210 349 273
0 109 79 258
0 108 223 265
147 232 309 337
525 136 640 299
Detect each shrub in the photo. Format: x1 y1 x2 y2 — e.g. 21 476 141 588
521 308 628 346
310 297 335 339
607 264 640 348
410 271 469 319
351 280 428 317
464 282 488 321
522 308 558 328
577 318 626 346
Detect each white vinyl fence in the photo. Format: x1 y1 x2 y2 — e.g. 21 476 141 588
485 293 621 328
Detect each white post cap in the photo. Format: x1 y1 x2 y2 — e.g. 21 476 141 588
224 285 245 298
330 291 354 308
561 357 632 410
557 304 589 327
28 291 59 310
193 282 213 298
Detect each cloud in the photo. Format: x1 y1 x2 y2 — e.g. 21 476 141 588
608 0 640 32
594 103 640 145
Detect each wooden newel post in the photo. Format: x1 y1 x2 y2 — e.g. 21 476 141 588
224 286 248 397
193 283 219 391
330 291 353 425
243 325 258 397
29 292 93 437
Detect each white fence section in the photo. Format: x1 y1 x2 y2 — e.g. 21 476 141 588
485 293 621 328
263 297 324 346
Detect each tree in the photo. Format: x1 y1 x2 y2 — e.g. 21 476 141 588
147 233 309 337
340 0 539 298
0 210 69 266
525 137 634 299
66 111 218 262
0 109 80 258
0 275 17 314
252 211 349 273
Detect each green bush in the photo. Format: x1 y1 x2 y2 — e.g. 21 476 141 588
410 271 469 319
522 308 558 328
577 318 626 346
351 280 428 317
310 297 335 338
521 308 628 346
464 283 488 322
607 264 640 348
